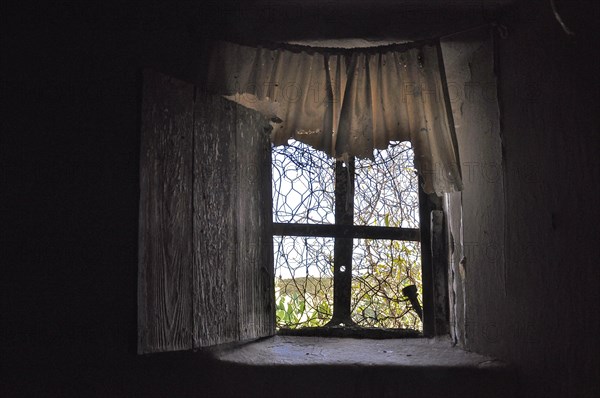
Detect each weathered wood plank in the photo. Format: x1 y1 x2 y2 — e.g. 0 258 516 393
431 210 449 335
193 93 240 347
235 104 275 341
138 70 194 354
418 185 442 337
140 71 275 351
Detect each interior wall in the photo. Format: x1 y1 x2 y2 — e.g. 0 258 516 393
2 4 226 396
440 28 504 350
441 1 600 397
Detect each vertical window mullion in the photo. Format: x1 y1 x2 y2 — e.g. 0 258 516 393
329 158 356 326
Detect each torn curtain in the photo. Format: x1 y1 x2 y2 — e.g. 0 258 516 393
207 40 462 195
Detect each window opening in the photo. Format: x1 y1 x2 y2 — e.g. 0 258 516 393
273 139 423 335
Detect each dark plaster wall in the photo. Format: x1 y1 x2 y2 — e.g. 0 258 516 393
445 1 599 397
2 3 222 397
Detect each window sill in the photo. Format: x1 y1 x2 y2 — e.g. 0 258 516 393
211 335 506 368
208 336 517 398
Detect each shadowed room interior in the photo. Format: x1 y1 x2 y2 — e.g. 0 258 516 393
2 1 599 397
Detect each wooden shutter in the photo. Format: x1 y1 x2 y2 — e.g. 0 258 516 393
234 105 275 341
138 70 194 353
138 70 274 354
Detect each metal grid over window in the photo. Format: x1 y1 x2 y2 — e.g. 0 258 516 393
351 239 422 329
272 140 422 332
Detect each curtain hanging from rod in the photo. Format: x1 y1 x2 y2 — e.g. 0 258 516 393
207 40 462 195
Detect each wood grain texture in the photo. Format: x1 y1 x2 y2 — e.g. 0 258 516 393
431 210 449 335
235 104 275 341
139 70 275 352
192 93 240 347
418 186 442 337
138 70 194 354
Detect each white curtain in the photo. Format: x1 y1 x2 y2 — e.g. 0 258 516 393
207 40 462 195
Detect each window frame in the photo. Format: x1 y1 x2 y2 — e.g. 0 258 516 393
272 147 448 337
137 69 450 356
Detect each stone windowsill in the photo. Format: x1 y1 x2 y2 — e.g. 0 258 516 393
212 335 507 368
208 335 517 398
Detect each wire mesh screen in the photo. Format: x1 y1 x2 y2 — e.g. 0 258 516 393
274 236 334 328
352 142 422 330
272 140 335 224
355 141 420 228
352 239 422 329
273 139 421 330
